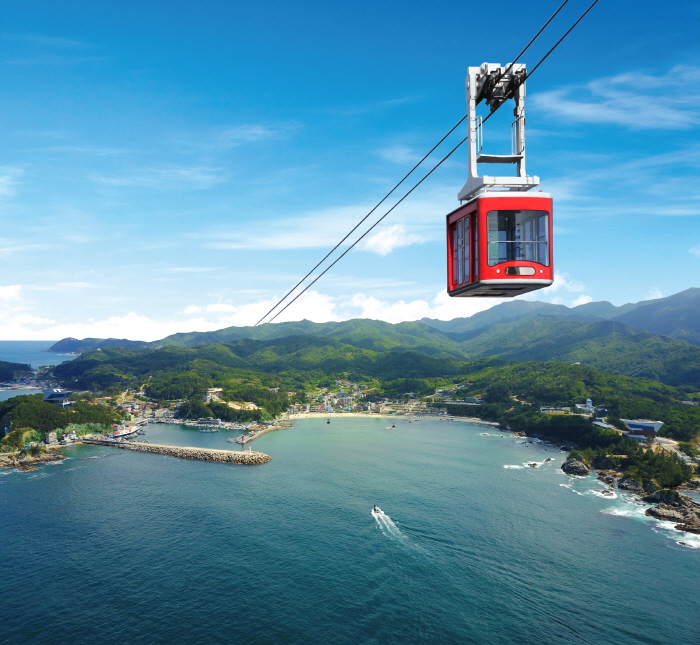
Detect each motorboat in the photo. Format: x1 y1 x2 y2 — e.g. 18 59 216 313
371 505 382 515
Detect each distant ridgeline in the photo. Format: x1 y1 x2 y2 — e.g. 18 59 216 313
48 288 700 388
0 360 31 381
44 287 700 443
48 337 149 354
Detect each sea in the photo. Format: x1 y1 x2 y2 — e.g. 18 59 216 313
0 340 75 370
0 340 76 402
1 417 699 644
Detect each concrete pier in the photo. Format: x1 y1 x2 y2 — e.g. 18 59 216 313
83 440 271 464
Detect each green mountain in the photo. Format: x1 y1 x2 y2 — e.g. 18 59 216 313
154 318 468 358
45 287 700 390
611 287 700 346
452 316 700 390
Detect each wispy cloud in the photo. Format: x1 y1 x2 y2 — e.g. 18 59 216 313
328 96 421 117
89 166 226 190
376 145 420 165
204 187 451 252
5 54 106 66
37 145 130 156
165 267 219 273
0 167 24 197
171 123 299 152
2 32 104 65
0 243 53 256
27 282 98 292
690 245 700 257
5 33 91 48
360 224 423 256
532 65 700 130
0 285 22 301
541 144 700 218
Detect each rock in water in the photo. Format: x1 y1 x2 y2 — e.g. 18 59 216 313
617 477 645 494
561 458 590 476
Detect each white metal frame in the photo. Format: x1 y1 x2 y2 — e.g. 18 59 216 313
458 62 540 202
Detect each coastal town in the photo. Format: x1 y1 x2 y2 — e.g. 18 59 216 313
2 374 695 471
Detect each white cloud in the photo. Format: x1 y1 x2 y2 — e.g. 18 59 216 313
0 285 22 300
171 123 299 153
206 304 237 313
0 167 23 197
350 290 501 323
520 272 589 307
166 267 219 273
646 288 663 300
540 145 700 219
532 65 700 130
690 245 700 257
182 305 201 314
39 145 129 156
205 187 450 252
90 166 225 190
360 224 423 256
0 243 53 256
539 272 585 294
5 33 90 48
376 145 419 165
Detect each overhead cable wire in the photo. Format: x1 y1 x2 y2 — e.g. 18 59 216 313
253 113 469 326
257 0 601 325
503 0 570 75
526 0 600 77
255 0 573 327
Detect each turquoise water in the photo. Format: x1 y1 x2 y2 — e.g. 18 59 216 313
0 387 42 402
0 340 74 369
1 417 698 644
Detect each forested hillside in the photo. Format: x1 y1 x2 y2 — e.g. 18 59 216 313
50 335 700 442
0 360 31 381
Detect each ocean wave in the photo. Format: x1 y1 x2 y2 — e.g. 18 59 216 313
559 483 585 496
588 489 617 499
503 465 524 469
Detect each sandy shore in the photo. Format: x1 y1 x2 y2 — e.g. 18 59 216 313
285 411 500 426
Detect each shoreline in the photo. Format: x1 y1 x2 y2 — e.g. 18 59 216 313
286 411 500 426
0 447 67 470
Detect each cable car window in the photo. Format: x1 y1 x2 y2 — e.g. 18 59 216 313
487 210 549 267
462 218 470 283
452 220 463 284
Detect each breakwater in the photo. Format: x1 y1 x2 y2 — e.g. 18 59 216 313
83 440 271 464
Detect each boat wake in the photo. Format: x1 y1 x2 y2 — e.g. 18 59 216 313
371 509 406 543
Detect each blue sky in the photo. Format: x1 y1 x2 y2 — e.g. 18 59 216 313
1 0 699 340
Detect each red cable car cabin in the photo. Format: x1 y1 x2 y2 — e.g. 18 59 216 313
447 192 553 297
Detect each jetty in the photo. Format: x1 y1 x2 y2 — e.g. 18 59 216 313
82 440 272 464
231 421 294 444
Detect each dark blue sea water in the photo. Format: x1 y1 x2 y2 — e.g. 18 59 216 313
1 417 698 644
0 340 75 369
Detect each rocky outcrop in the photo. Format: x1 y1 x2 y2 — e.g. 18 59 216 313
83 440 271 465
644 492 700 534
561 458 590 476
0 449 66 470
617 477 645 494
596 470 621 486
